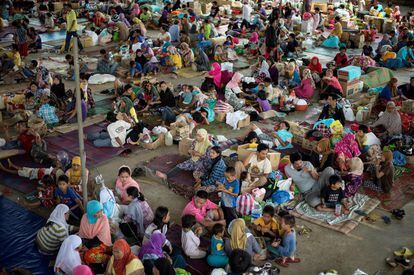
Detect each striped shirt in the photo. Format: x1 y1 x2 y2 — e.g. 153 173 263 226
36 222 74 254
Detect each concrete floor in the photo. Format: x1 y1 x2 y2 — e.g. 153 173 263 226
1 28 414 275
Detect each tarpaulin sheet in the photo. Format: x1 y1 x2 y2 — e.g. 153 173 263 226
0 198 51 274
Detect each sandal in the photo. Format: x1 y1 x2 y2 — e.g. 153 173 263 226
394 256 410 267
286 257 301 263
385 257 397 268
394 247 414 258
381 216 391 224
274 258 289 267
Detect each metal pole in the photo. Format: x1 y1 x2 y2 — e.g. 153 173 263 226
72 37 88 206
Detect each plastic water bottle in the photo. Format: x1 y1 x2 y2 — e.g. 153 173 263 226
335 203 342 217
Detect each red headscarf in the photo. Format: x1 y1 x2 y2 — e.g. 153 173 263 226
113 239 137 275
308 56 322 74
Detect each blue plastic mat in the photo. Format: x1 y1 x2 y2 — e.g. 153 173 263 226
0 197 52 274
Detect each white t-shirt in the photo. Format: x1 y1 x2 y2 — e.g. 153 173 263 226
181 229 200 256
107 120 131 147
248 154 272 175
242 4 252 23
158 32 171 42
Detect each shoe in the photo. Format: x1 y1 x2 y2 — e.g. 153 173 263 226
394 247 413 258
274 258 289 267
394 256 410 267
385 257 397 268
286 257 301 263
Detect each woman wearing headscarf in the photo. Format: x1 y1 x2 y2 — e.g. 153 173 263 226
138 232 167 274
177 129 212 179
78 200 112 269
374 150 395 193
309 138 335 172
119 96 139 123
294 68 315 99
195 48 210 72
379 78 401 103
342 157 364 198
321 16 342 48
308 56 322 83
132 18 147 37
180 42 194 68
115 165 141 204
208 62 222 89
36 204 77 255
105 239 144 275
225 72 245 111
119 13 131 28
73 265 93 275
224 219 262 258
371 101 402 140
51 75 66 110
130 3 141 18
94 11 107 28
54 235 82 275
248 32 260 55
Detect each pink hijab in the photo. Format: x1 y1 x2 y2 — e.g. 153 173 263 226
131 3 140 16
73 265 94 275
249 32 259 43
226 72 242 89
115 166 140 203
78 213 112 247
209 62 222 88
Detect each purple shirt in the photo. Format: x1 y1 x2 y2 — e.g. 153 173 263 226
257 98 271 112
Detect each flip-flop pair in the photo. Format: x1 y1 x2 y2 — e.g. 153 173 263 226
394 247 413 258
386 257 411 268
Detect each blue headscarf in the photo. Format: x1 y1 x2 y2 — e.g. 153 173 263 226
86 200 103 224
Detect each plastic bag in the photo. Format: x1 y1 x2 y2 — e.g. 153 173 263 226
236 193 255 216
393 151 407 166
344 105 355 121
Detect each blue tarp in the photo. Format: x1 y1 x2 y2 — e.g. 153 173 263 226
0 197 52 274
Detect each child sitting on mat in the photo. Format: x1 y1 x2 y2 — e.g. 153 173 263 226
65 156 89 194
207 223 229 268
23 174 56 208
54 175 84 219
268 214 300 267
253 205 282 240
181 214 207 259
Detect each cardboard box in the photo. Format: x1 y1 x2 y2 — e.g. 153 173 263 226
237 115 250 129
338 66 362 82
236 144 281 170
71 2 80 9
53 2 63 12
142 134 165 150
259 110 278 120
179 138 193 156
341 32 350 43
79 36 93 48
170 124 190 141
349 33 365 49
311 2 327 13
340 78 360 98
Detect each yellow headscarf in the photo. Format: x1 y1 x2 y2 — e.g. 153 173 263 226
68 156 81 185
230 219 247 250
194 129 211 156
330 120 344 136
